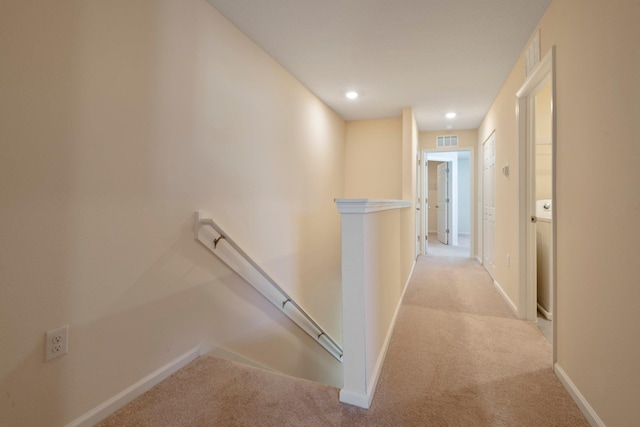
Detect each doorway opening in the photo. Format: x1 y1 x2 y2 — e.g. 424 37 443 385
516 47 556 359
422 149 472 258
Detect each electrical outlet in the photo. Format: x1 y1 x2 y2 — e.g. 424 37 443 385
45 325 68 362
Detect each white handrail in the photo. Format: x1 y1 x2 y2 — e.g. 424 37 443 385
194 211 343 362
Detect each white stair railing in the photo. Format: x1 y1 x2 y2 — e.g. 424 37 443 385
194 211 343 362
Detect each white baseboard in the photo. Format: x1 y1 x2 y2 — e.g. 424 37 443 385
475 255 482 264
66 345 201 427
339 388 370 408
404 260 416 297
340 259 416 409
201 342 273 372
493 280 518 315
554 363 604 427
537 303 553 320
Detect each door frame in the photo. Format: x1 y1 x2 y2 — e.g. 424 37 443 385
516 47 556 360
421 147 475 257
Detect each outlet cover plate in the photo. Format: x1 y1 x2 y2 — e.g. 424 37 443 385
45 325 68 362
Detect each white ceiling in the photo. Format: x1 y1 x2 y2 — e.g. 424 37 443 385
206 0 551 131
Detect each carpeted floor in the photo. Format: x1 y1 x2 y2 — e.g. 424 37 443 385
426 233 471 258
99 256 588 426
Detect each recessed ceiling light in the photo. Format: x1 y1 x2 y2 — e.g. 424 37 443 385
445 112 457 119
446 125 453 129
346 91 359 99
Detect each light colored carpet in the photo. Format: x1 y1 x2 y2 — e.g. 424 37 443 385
536 310 553 343
99 256 587 426
426 233 470 258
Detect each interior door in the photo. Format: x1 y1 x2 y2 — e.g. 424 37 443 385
437 162 449 244
423 160 429 254
483 133 496 278
416 154 422 256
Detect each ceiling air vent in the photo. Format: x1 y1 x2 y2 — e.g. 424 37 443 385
437 135 458 148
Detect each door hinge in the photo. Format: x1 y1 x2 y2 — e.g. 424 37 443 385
446 229 450 234
446 198 450 203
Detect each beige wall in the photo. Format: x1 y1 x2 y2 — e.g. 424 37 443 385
535 82 553 200
345 117 403 199
364 209 403 393
0 1 346 425
478 0 640 424
536 144 552 200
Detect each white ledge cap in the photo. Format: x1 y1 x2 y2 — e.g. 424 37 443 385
335 199 412 214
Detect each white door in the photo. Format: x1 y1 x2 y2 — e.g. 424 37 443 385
437 162 449 244
416 154 422 256
423 160 429 253
483 133 496 278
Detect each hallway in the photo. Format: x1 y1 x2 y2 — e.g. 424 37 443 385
100 256 586 426
426 232 471 258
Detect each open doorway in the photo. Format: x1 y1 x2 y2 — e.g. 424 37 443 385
422 149 472 257
516 48 556 356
